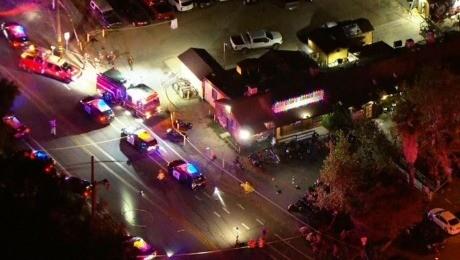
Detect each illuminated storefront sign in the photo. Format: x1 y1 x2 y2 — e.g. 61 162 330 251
272 90 325 113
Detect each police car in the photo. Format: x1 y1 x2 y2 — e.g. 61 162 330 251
2 114 30 138
121 126 159 153
16 149 56 175
1 22 30 48
167 159 206 190
79 96 114 125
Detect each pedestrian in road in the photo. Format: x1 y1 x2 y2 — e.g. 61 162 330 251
49 119 57 136
127 55 134 71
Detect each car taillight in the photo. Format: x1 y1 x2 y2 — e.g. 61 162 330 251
99 116 107 123
44 165 53 173
13 42 20 47
24 128 30 133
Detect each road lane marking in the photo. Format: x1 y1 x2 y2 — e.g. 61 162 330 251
275 233 313 259
241 223 250 230
222 207 230 214
445 198 453 204
194 195 202 201
177 229 185 233
237 203 245 210
213 211 221 218
256 218 264 225
47 136 125 151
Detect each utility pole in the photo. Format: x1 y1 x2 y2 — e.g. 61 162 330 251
56 0 63 55
91 155 96 220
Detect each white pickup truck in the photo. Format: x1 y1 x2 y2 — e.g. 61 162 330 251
229 30 283 51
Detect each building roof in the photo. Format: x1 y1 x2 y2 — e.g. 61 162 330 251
354 41 396 62
206 70 247 99
216 93 274 134
306 18 374 54
178 48 225 80
238 50 320 101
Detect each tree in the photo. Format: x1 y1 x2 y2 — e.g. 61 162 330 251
0 77 20 155
321 103 353 132
315 121 423 240
393 65 460 183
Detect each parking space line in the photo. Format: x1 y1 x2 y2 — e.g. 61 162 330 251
194 195 202 201
222 207 230 214
213 211 221 218
241 223 250 230
256 218 264 225
237 203 245 210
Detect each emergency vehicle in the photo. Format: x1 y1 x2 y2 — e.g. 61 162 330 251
1 22 30 48
2 114 30 138
79 96 114 125
18 45 81 82
167 160 206 190
96 68 161 119
121 126 159 153
16 149 56 175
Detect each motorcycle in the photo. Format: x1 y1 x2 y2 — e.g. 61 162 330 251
175 119 192 130
248 153 263 168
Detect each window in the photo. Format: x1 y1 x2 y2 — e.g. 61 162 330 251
211 89 218 100
253 38 267 43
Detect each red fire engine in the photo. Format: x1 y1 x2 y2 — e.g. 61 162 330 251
96 68 161 119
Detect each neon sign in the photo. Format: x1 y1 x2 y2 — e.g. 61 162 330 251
272 90 325 113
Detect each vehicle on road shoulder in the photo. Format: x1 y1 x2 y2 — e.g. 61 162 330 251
79 96 114 125
2 114 30 138
19 46 81 82
121 126 159 153
428 208 460 235
230 30 282 51
16 149 56 175
62 176 93 199
1 22 30 48
167 159 206 190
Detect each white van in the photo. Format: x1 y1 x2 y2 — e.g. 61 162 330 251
89 0 122 28
168 0 194 12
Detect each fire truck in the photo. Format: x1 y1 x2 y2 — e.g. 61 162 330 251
19 45 81 82
96 68 161 119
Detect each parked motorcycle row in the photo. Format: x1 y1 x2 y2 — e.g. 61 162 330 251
246 147 281 169
275 133 328 162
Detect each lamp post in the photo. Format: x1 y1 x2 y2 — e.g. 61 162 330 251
56 0 63 55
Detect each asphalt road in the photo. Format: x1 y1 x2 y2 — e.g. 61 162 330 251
0 0 425 258
0 36 316 260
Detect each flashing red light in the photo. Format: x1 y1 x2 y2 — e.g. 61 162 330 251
24 128 30 133
258 238 265 248
248 240 257 248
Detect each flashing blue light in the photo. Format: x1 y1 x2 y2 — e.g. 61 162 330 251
11 25 26 37
186 163 199 175
96 99 112 112
34 150 49 161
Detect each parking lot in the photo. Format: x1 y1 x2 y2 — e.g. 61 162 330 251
83 0 424 73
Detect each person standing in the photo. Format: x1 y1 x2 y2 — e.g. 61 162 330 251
49 119 57 136
128 55 134 71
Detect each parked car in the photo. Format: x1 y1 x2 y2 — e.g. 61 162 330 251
1 22 30 48
195 0 213 8
150 1 176 21
165 128 187 143
16 149 56 175
168 0 194 11
2 114 30 138
124 0 151 26
79 96 114 125
62 176 93 198
398 221 447 254
167 159 206 190
89 0 123 29
123 236 158 259
229 30 283 51
428 208 460 235
121 126 159 153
